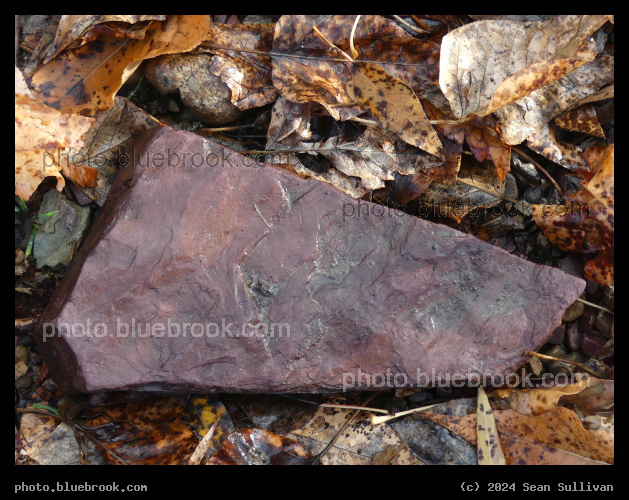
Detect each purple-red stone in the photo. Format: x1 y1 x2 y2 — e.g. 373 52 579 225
35 127 586 394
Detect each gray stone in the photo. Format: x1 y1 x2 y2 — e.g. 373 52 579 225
145 54 242 125
35 127 586 394
33 189 90 270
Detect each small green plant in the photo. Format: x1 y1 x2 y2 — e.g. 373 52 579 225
24 210 59 261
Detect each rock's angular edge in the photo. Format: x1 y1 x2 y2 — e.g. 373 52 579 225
35 126 586 394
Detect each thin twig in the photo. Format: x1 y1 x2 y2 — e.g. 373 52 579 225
199 125 251 133
576 298 613 314
371 403 441 425
312 393 377 465
410 16 431 31
392 15 429 34
512 146 564 199
312 26 354 63
349 16 361 59
318 403 390 415
203 44 434 67
524 351 603 378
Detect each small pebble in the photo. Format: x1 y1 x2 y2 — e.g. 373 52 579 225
558 254 584 278
504 174 519 200
594 311 614 338
435 386 453 398
562 300 584 323
15 373 33 390
542 345 566 366
15 361 28 380
407 390 434 405
565 322 583 351
524 186 543 204
585 280 602 299
549 351 583 376
15 345 29 364
601 287 614 309
581 334 607 358
578 308 596 335
547 324 565 345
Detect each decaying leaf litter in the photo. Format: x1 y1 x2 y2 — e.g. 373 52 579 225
15 15 613 466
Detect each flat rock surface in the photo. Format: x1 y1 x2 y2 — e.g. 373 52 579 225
36 127 585 394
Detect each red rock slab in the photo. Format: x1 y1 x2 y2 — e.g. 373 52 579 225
35 127 585 394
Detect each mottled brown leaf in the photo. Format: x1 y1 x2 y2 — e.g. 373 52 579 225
27 15 210 115
476 386 506 465
440 16 611 120
77 396 197 465
201 23 278 109
208 428 312 465
15 81 94 200
40 16 165 65
495 55 614 145
271 15 444 120
187 396 234 459
554 103 605 138
561 378 614 413
532 144 614 286
427 407 613 464
495 378 589 416
352 61 443 159
526 124 588 171
418 158 506 223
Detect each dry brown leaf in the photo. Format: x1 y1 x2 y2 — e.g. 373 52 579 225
495 378 589 415
266 96 312 149
440 16 611 120
264 98 370 197
77 396 197 465
426 407 613 464
418 158 505 223
15 80 94 200
27 15 210 115
554 103 605 138
66 97 162 205
16 412 59 462
526 124 588 171
289 400 423 465
561 378 614 413
271 15 444 120
352 61 443 159
40 16 166 65
201 23 278 110
208 428 312 465
476 385 506 465
444 122 511 183
532 144 614 286
495 55 614 145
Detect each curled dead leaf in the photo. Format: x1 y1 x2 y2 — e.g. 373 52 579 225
440 16 611 120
